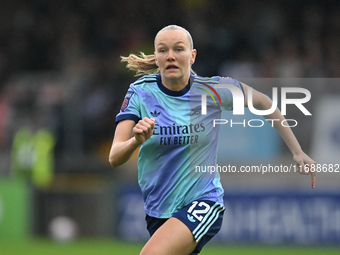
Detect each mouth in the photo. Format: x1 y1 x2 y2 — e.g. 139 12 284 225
166 65 179 71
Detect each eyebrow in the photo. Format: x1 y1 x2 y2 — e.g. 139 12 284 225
157 42 186 47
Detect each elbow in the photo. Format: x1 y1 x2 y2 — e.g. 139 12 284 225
108 155 120 168
108 143 121 168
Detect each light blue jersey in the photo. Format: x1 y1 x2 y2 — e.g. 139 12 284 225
116 74 244 218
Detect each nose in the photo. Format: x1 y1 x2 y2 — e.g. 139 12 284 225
167 49 175 61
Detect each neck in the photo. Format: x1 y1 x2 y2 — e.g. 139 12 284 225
161 73 191 91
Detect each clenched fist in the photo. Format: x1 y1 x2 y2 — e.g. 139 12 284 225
133 117 156 145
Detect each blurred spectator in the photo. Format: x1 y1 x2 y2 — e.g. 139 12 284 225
0 0 339 170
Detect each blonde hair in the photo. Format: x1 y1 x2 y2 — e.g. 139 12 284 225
121 25 196 76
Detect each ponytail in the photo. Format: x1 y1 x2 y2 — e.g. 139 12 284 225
120 52 159 76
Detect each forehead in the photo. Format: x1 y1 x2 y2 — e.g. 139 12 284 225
155 29 190 47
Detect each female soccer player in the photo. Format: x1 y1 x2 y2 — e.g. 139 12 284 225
109 25 316 255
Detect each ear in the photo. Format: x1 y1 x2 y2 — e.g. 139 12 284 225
154 52 159 67
190 49 197 65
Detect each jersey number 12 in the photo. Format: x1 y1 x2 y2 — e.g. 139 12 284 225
187 201 210 221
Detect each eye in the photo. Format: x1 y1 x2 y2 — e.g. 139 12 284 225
158 49 166 53
176 48 183 52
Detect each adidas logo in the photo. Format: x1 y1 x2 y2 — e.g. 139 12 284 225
190 106 201 116
150 110 161 117
187 214 196 222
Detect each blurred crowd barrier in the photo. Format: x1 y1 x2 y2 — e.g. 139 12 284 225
116 186 340 244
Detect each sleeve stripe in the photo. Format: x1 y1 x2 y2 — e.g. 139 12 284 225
115 114 140 124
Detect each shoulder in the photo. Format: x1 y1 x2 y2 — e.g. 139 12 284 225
126 74 158 95
191 75 241 86
191 75 245 96
218 76 242 86
131 74 158 88
190 75 220 88
192 75 241 84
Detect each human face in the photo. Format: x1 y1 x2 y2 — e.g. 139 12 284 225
154 29 196 89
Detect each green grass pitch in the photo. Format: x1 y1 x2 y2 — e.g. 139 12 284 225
1 238 339 255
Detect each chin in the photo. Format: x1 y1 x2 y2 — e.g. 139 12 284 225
164 73 181 80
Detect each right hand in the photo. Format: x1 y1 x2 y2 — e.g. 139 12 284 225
133 117 156 145
293 151 316 189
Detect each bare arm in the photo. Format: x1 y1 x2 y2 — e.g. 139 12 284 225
241 83 316 188
109 117 155 168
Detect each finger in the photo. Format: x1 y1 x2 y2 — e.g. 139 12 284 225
140 118 154 128
139 118 153 128
311 174 316 189
134 122 149 132
149 118 156 128
142 121 155 133
133 127 145 134
144 117 156 127
311 170 316 189
137 123 149 132
141 123 152 131
134 123 154 138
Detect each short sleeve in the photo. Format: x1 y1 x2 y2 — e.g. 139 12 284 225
217 77 245 111
115 85 141 124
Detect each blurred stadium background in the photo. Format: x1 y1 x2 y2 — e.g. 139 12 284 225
0 0 340 254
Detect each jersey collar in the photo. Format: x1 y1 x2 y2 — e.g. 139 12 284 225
156 73 194 97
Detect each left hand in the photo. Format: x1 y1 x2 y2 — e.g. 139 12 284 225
293 152 316 189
